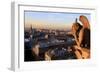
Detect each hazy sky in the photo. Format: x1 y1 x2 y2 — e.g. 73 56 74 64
24 11 91 30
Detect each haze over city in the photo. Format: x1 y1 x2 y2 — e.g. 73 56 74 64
24 11 90 31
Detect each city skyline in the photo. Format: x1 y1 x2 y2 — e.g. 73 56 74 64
24 11 91 31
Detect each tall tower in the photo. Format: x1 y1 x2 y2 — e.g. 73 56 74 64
30 25 33 39
30 25 33 32
75 18 78 23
